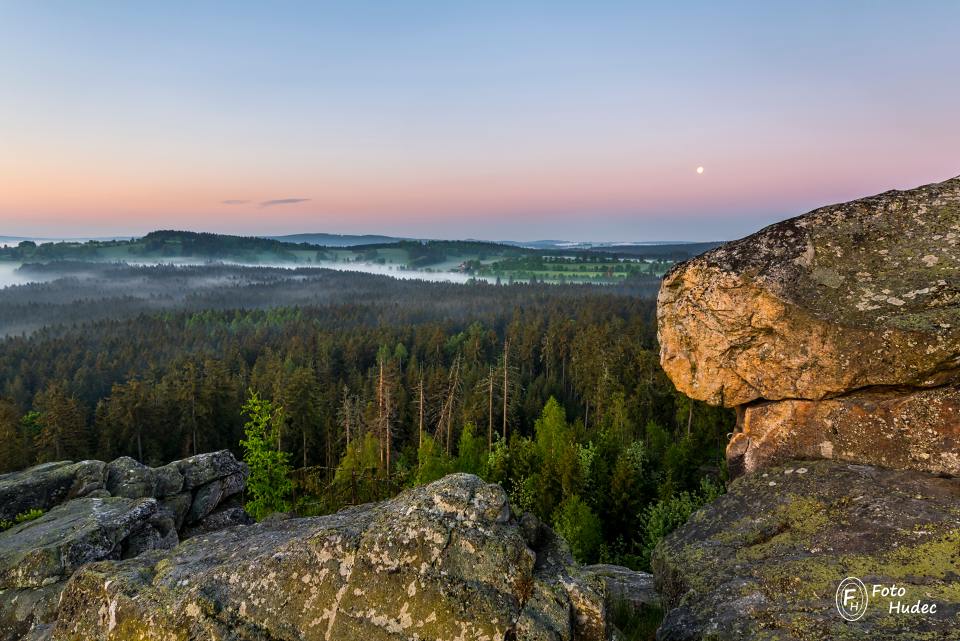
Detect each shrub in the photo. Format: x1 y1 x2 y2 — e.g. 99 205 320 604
552 494 603 563
638 478 723 569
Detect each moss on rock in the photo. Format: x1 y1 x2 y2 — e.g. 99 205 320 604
653 460 960 641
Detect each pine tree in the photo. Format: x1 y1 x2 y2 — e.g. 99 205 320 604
0 400 25 472
34 383 88 463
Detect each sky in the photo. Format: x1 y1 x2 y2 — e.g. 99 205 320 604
1 2 958 242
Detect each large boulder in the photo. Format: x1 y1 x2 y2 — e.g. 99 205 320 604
657 176 960 476
176 450 246 490
653 460 960 641
53 474 610 641
658 176 959 407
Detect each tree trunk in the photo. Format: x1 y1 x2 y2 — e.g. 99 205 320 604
418 373 424 451
378 358 385 466
385 384 392 474
488 370 493 451
502 340 509 441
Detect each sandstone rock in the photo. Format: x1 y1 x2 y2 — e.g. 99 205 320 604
729 385 960 477
53 473 609 641
0 461 105 522
0 451 251 640
658 177 960 407
653 460 960 640
153 462 184 497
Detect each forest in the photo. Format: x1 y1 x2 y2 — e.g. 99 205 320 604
0 265 732 570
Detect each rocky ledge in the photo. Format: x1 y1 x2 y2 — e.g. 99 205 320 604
0 451 251 640
653 460 960 641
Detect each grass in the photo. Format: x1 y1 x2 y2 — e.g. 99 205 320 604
0 507 45 531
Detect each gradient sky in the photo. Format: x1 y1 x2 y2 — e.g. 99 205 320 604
1 2 958 242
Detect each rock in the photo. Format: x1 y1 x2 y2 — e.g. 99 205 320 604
658 176 960 407
729 385 960 477
0 583 62 641
153 462 184 497
179 506 252 539
157 492 192 530
105 457 157 499
53 473 609 641
185 471 246 524
582 564 659 611
119 525 163 560
176 450 245 490
0 461 105 522
0 451 250 640
652 460 960 641
0 497 158 589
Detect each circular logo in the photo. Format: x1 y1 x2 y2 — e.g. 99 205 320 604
836 577 869 621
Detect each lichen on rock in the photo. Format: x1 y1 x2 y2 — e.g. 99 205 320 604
0 450 251 641
653 460 960 641
52 473 610 641
658 176 960 408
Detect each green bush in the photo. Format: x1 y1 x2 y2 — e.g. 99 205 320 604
415 434 453 485
638 478 723 569
552 494 603 563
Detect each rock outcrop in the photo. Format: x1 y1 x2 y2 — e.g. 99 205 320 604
0 451 250 641
652 460 960 640
654 176 960 640
1 464 645 641
658 176 960 476
52 473 610 641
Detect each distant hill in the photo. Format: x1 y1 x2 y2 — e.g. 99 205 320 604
501 239 724 252
266 233 409 247
0 230 721 284
587 241 725 259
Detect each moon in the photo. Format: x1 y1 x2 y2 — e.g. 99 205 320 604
696 166 704 174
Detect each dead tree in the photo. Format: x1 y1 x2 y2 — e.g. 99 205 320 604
433 353 462 455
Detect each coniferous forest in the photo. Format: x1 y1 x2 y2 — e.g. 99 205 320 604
0 263 733 569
